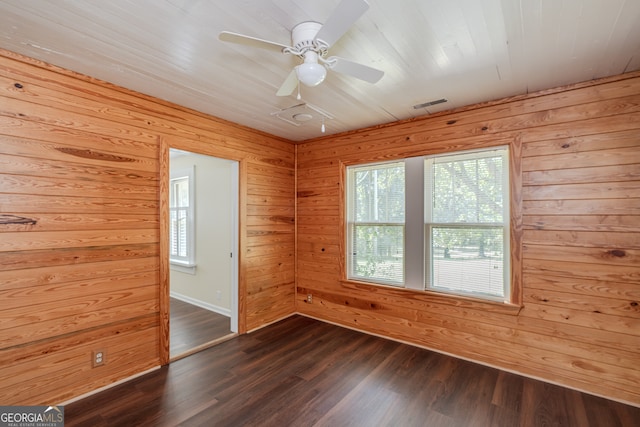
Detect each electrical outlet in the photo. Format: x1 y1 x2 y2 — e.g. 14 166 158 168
93 349 106 367
307 294 313 304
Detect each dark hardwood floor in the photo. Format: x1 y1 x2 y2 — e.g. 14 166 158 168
170 297 232 358
66 315 639 427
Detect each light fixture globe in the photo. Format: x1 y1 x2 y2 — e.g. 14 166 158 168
296 62 327 87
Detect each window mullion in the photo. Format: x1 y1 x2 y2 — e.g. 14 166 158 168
404 156 424 290
424 157 434 289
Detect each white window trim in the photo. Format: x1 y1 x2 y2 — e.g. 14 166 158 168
170 165 196 274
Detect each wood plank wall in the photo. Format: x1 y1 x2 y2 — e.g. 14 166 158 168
296 72 640 406
0 49 295 405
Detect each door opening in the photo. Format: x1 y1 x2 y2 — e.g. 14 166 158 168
166 148 239 360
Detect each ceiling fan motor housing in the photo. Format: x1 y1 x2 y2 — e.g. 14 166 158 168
292 22 326 55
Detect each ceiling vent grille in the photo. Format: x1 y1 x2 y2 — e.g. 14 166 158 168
413 98 448 109
272 103 333 127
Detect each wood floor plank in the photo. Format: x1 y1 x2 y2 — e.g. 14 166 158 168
65 315 640 427
169 297 231 358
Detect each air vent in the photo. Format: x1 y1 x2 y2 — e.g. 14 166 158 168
272 103 332 127
412 98 448 109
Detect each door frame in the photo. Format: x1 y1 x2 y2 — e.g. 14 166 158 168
159 138 245 365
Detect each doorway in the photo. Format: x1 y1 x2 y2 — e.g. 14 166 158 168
167 148 239 360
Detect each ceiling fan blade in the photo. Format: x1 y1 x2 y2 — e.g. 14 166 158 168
219 31 290 53
326 56 384 84
276 69 299 97
314 0 369 48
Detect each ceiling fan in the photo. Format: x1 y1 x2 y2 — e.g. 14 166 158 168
218 0 384 97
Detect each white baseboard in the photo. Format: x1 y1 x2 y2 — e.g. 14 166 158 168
170 291 231 317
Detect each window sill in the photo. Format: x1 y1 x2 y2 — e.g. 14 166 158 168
340 279 523 316
170 261 196 275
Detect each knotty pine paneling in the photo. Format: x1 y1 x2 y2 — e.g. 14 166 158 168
0 49 295 405
296 71 640 406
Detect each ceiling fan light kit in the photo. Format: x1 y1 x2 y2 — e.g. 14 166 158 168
218 0 384 98
295 49 327 87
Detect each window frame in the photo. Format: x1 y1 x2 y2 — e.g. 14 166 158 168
169 166 196 273
424 147 510 302
341 141 522 311
346 161 406 286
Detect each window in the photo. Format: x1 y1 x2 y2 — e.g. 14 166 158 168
426 149 509 300
347 162 405 285
346 146 510 302
169 167 195 270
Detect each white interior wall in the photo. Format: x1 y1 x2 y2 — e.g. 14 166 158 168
170 151 235 316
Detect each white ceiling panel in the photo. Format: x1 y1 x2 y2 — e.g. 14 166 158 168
0 0 638 141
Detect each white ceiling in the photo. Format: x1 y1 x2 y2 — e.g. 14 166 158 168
1 0 639 141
